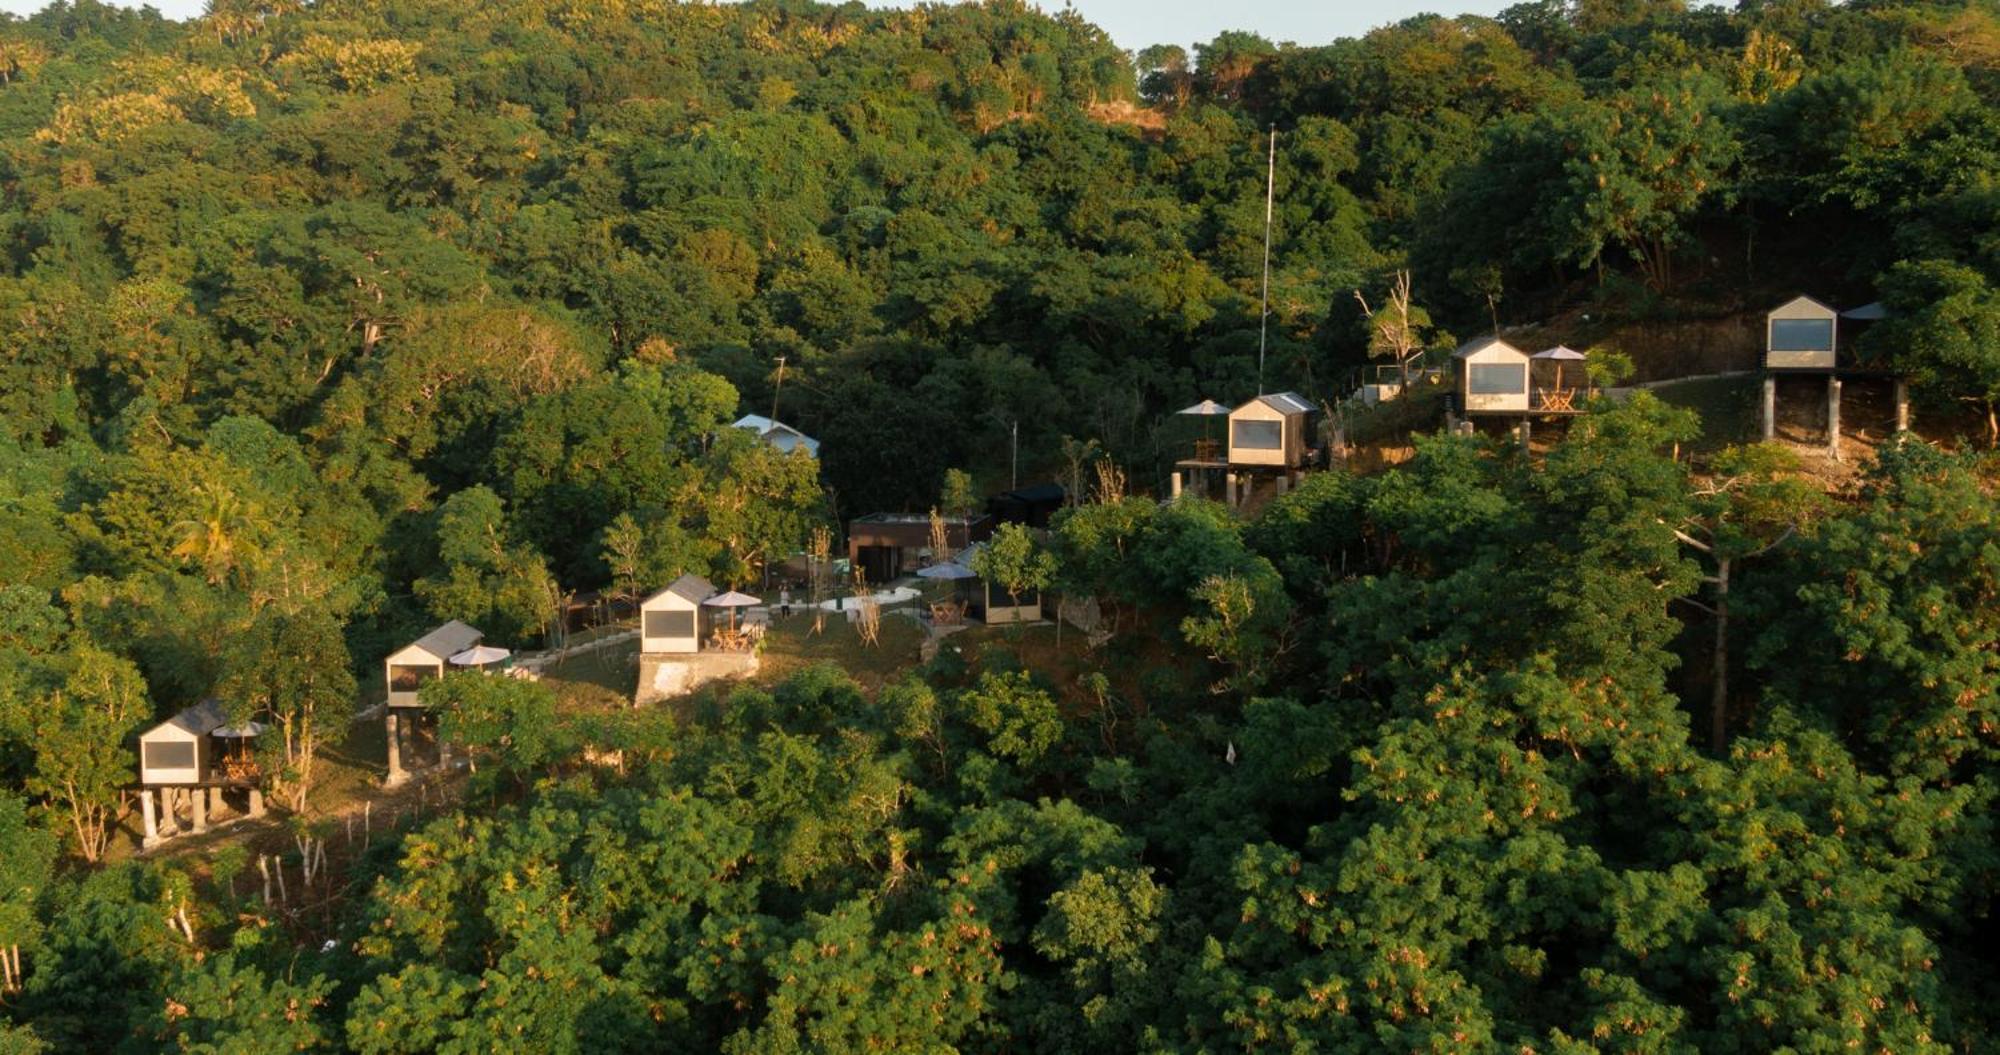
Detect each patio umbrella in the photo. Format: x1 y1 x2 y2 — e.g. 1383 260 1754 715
1178 398 1230 456
212 721 266 739
703 590 762 630
1532 346 1587 392
449 645 512 669
916 562 977 581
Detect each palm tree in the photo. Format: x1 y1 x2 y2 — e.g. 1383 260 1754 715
170 482 262 586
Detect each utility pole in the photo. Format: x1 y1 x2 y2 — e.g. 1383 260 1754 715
1009 419 1018 489
770 355 787 423
1257 124 1275 396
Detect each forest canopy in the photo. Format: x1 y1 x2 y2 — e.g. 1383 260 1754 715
0 0 1996 1051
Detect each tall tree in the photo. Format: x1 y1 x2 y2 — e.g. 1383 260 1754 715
218 607 358 813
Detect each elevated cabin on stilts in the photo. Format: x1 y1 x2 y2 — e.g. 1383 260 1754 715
382 620 482 787
1448 337 1590 447
1758 295 1907 459
1220 392 1314 508
135 699 265 850
1452 337 1532 416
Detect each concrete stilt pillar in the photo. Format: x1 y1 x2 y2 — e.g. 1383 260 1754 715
1827 376 1842 461
1275 473 1290 497
208 786 223 817
1894 378 1910 434
140 789 160 849
248 788 264 818
385 712 405 787
159 788 180 836
1520 418 1533 450
191 786 208 834
1225 473 1237 508
1761 376 1776 441
1170 472 1182 499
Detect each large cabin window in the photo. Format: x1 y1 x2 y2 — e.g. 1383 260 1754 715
645 610 695 638
144 741 195 771
388 664 436 693
1770 318 1833 352
1232 420 1282 450
1468 363 1526 395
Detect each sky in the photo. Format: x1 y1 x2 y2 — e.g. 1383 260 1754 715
0 0 1519 51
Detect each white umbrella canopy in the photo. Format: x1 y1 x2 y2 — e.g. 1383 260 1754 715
1178 398 1230 457
704 590 762 631
702 591 762 608
917 562 977 580
1532 346 1588 395
213 721 267 738
449 645 512 667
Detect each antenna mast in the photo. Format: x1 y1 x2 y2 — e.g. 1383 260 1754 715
770 355 787 423
1257 125 1276 396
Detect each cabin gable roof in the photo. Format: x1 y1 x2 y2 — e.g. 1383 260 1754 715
643 573 716 609
1768 295 1838 320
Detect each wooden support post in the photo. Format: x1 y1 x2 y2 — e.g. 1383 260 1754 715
191 786 207 834
1827 376 1842 461
1894 378 1910 434
385 712 405 787
140 789 160 850
1761 376 1776 441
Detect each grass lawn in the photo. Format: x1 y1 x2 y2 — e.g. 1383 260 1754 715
537 639 641 707
1647 375 1760 451
754 608 927 693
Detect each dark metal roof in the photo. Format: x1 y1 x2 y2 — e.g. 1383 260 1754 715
1241 392 1312 415
408 620 483 661
651 573 717 606
146 699 230 740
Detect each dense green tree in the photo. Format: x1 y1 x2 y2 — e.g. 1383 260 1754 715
217 606 357 813
1871 258 2000 444
413 487 557 647
25 644 149 863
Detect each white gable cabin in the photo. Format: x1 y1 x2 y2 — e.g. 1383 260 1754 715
1227 392 1313 470
641 573 717 654
138 699 229 787
732 415 820 458
384 620 482 711
1454 337 1531 413
1766 295 1838 370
